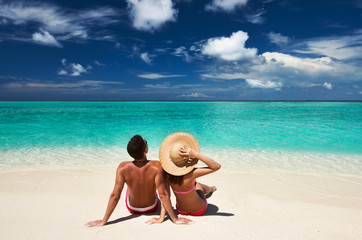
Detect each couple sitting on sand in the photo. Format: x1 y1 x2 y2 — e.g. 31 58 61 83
86 132 221 226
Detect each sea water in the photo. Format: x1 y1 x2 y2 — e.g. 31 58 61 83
0 101 361 175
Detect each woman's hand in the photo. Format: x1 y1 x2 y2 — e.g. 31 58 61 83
146 216 193 225
178 146 198 160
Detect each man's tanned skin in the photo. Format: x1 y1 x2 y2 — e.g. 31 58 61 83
86 136 192 226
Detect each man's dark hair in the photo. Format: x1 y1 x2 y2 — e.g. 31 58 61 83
127 135 146 160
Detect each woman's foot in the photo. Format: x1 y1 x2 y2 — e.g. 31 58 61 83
205 186 217 199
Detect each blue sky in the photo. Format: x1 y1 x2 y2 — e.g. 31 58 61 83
0 0 361 100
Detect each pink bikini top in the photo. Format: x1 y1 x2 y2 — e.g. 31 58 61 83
172 181 196 194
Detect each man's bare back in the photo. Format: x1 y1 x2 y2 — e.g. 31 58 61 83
119 160 162 208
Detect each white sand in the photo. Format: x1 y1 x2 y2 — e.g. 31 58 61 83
1 166 362 240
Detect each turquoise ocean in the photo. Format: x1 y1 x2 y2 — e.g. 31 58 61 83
0 101 361 175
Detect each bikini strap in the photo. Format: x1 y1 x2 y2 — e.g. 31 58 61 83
173 181 197 194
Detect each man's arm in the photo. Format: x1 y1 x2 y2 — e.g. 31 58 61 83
86 167 125 227
152 167 192 225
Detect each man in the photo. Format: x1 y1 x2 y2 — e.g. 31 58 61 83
86 135 192 227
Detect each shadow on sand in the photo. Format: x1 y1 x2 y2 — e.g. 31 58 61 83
106 208 162 226
106 203 233 226
203 204 234 217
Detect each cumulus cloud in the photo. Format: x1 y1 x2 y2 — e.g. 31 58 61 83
140 52 152 64
32 30 62 47
261 52 334 75
58 59 91 77
267 32 291 47
127 0 177 32
0 1 118 46
245 79 282 89
201 31 257 61
206 0 248 12
180 92 208 98
198 32 361 96
138 73 186 79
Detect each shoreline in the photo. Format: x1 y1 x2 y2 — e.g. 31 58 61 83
1 166 362 240
2 147 362 176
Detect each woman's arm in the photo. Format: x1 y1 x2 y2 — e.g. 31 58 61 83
153 166 192 225
145 180 168 224
145 203 166 225
179 146 221 178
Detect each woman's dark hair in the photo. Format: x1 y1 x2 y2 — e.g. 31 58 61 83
127 135 146 160
163 170 184 185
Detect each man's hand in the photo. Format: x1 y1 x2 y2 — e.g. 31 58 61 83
85 220 105 227
145 217 164 225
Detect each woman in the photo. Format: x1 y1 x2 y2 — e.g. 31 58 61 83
146 132 221 224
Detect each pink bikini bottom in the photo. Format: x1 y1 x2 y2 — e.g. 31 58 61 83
176 199 207 216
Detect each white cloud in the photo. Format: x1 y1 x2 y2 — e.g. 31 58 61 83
198 32 362 95
58 59 91 77
58 70 68 76
32 30 62 47
0 1 118 45
261 52 335 75
145 83 173 89
245 9 266 24
180 92 208 98
173 46 192 62
293 35 362 60
138 73 186 79
267 32 291 47
323 82 333 90
304 82 333 90
206 0 248 12
3 80 125 95
127 0 177 32
245 79 282 89
201 73 249 80
94 60 106 66
201 31 257 61
140 52 152 64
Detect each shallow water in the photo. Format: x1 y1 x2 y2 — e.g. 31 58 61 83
0 101 361 174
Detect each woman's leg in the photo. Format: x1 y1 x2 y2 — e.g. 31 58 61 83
195 182 217 195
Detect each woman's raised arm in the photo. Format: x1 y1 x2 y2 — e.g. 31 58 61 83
179 146 221 178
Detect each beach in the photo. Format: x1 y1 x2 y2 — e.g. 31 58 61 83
1 166 362 240
1 101 362 239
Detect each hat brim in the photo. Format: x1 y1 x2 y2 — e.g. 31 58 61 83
159 132 200 176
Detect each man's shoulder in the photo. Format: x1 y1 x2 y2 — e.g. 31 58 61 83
148 160 162 167
117 161 133 170
147 160 163 172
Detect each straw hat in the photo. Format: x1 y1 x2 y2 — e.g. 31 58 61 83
159 132 200 176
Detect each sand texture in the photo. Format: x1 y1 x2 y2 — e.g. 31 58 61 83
1 167 362 240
